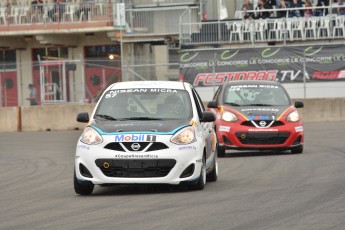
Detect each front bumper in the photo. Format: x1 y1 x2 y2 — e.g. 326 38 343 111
217 121 304 151
75 135 204 185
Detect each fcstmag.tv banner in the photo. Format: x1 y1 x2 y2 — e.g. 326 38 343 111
179 45 345 86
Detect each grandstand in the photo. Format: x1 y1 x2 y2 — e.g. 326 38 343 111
0 0 344 107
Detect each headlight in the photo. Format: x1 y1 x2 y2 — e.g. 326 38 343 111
286 110 301 122
171 126 196 145
80 127 103 145
222 111 239 122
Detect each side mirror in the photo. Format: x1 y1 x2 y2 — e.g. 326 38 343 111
201 111 216 122
207 101 218 108
295 101 304 108
76 112 89 123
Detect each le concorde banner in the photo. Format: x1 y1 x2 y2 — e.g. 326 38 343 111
179 45 345 86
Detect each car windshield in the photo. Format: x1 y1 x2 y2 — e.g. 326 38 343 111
94 88 193 120
223 84 290 106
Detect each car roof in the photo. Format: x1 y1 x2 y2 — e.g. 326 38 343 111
224 80 282 86
108 81 189 90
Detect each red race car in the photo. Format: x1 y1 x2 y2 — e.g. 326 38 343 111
207 80 304 157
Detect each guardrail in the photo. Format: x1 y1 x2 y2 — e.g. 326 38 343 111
0 2 199 37
0 1 114 27
125 6 199 36
180 14 345 46
124 0 196 7
180 5 345 46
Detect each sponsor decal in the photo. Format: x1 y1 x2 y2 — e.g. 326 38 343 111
221 50 239 60
229 84 279 91
259 121 267 127
114 123 134 127
304 46 323 56
312 71 344 80
241 108 279 112
114 154 158 159
248 115 271 120
249 128 278 132
262 48 281 58
193 71 278 86
179 146 197 151
131 143 141 151
219 126 230 132
78 145 90 150
105 88 178 98
180 45 345 86
115 134 156 142
180 52 199 62
295 126 304 132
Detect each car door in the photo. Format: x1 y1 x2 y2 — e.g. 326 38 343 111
191 88 216 171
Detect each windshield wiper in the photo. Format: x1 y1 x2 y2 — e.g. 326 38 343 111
95 114 117 120
224 102 240 106
120 117 162 121
247 104 273 106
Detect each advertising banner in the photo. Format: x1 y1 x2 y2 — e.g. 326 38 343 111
179 45 345 86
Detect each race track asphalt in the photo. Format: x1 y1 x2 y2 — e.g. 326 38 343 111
1 121 345 230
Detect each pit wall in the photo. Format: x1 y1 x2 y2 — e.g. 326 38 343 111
0 98 344 132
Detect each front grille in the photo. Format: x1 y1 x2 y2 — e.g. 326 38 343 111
241 120 284 127
104 142 169 152
122 142 150 151
146 142 169 152
104 143 125 152
95 159 176 178
236 132 290 145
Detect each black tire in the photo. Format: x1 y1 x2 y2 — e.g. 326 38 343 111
217 145 225 157
291 145 303 154
206 153 218 182
189 156 206 190
74 170 94 195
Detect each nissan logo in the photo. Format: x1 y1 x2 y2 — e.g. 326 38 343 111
259 121 267 127
131 143 141 151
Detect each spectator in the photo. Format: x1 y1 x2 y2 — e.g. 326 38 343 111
27 84 38 106
256 0 273 19
31 0 43 14
242 0 255 19
267 0 277 17
314 0 324 16
48 0 65 22
278 0 288 18
267 0 277 7
338 0 345 15
289 0 303 17
77 0 92 21
304 0 313 17
322 0 330 15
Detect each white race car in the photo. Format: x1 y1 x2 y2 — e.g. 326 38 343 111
74 81 218 195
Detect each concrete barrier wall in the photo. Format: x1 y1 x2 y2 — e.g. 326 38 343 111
295 98 345 122
19 104 94 132
0 107 19 132
0 99 344 133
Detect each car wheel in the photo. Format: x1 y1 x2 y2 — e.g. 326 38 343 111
291 146 303 154
206 153 218 182
217 145 225 157
189 156 206 190
74 169 94 195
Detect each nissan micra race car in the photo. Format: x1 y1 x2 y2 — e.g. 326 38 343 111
74 81 218 195
208 80 304 157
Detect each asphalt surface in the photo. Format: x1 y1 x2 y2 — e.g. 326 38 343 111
1 121 345 230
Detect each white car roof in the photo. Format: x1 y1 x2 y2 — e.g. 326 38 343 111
108 81 189 90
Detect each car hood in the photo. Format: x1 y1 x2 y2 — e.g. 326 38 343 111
227 105 291 120
90 119 191 134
